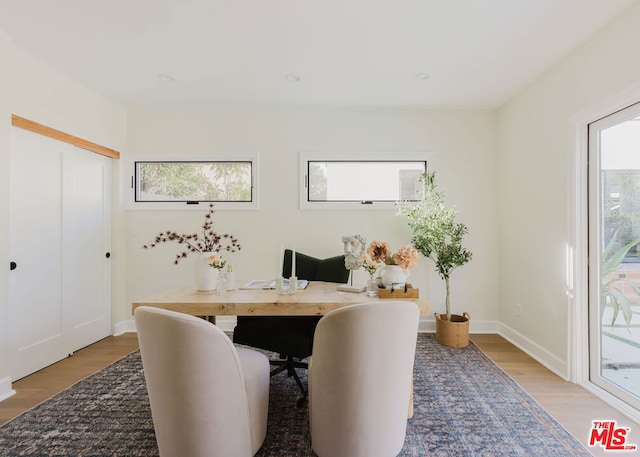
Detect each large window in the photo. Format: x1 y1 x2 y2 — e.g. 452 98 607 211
300 152 431 210
129 154 257 210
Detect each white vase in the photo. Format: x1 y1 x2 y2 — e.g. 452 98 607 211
194 252 218 291
224 271 237 290
380 264 408 289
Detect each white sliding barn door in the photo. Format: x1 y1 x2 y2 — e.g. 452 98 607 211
8 128 67 380
8 127 112 381
63 146 112 351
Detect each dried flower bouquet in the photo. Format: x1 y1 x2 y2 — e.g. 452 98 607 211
143 203 241 264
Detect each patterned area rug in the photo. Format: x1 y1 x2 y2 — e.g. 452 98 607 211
0 334 591 456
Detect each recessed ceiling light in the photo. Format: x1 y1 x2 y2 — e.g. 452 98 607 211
158 73 176 82
415 73 430 81
285 74 301 82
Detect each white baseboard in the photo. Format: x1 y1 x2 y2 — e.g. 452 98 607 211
0 376 16 403
210 316 498 335
111 315 502 336
120 316 495 334
498 322 568 380
418 318 568 379
113 319 136 336
418 316 499 334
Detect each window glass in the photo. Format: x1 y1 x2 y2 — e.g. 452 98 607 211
129 154 257 210
135 161 252 202
301 153 430 209
308 161 424 202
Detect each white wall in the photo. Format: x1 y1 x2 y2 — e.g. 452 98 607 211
497 3 640 376
0 34 127 400
125 108 499 330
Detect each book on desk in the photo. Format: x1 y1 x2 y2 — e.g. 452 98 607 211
240 278 309 290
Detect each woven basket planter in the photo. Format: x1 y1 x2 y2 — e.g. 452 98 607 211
435 312 470 348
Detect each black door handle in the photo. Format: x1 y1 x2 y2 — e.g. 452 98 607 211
105 252 111 259
10 261 16 270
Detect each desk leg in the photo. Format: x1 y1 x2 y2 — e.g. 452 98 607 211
201 316 216 325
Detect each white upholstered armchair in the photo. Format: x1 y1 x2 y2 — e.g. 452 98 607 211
134 306 270 457
309 301 420 457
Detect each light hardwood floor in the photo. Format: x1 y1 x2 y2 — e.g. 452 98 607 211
0 334 139 427
0 333 638 457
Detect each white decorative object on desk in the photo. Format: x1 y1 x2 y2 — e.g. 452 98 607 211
337 282 366 293
194 252 218 291
342 234 366 270
338 234 367 292
288 276 298 294
380 264 408 289
224 271 236 290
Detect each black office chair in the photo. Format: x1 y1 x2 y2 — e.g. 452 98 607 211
233 249 349 405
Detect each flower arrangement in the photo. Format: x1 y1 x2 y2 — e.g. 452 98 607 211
142 203 241 264
393 245 420 269
207 253 226 269
366 240 391 264
366 240 419 270
359 253 381 277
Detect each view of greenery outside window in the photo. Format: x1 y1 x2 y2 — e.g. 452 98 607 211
603 170 640 261
307 161 426 202
135 161 252 203
601 170 640 331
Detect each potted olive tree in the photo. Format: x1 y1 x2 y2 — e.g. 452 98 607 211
398 171 472 347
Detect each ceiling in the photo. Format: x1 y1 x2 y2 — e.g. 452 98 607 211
0 0 637 110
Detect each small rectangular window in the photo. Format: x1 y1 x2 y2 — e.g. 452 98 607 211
129 154 258 210
300 152 432 210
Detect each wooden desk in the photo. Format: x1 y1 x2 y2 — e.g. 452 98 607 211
132 281 428 419
132 281 430 317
